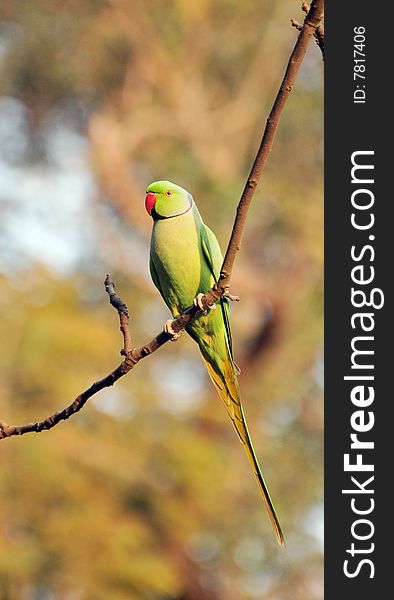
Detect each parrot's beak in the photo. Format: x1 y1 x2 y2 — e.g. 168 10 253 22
145 192 157 215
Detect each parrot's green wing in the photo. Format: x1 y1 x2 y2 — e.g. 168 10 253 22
149 254 169 309
199 223 222 280
200 224 235 361
149 255 162 296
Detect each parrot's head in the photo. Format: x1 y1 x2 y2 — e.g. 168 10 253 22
145 181 193 220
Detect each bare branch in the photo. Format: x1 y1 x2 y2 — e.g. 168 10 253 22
0 0 324 440
104 275 132 355
0 278 137 439
298 1 325 58
0 275 202 439
216 0 324 294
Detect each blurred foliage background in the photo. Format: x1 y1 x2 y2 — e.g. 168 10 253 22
0 1 323 599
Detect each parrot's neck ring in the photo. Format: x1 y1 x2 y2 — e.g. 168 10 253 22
153 194 193 221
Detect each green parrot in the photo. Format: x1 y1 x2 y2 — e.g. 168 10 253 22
145 180 284 546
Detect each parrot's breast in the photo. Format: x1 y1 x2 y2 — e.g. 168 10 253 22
150 211 211 315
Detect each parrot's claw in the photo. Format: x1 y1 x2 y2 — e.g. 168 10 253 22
164 319 183 342
194 293 216 314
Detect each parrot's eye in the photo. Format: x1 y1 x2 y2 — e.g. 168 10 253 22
165 190 173 197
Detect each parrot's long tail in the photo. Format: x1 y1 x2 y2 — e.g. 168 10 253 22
202 355 285 547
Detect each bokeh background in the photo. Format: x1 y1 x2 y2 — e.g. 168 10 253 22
0 1 323 599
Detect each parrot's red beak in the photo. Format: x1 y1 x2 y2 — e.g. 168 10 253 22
145 192 156 215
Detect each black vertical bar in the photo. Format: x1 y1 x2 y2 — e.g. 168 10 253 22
325 1 393 598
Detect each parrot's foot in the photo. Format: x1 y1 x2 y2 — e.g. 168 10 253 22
164 319 183 342
194 293 216 314
224 291 240 302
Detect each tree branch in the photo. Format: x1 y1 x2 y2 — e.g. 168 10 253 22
292 1 324 58
215 0 324 295
0 0 324 440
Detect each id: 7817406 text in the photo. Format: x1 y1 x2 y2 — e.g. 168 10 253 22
353 26 366 104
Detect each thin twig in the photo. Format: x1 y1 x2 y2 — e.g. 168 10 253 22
215 0 324 294
291 13 325 58
0 277 137 439
291 3 325 55
104 275 132 354
0 0 324 440
299 1 324 58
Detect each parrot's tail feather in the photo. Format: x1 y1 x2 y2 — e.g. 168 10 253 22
240 413 286 547
202 356 285 547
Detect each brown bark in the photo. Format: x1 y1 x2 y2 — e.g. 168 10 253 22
292 2 324 57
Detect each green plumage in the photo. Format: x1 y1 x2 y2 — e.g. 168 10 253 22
146 180 284 546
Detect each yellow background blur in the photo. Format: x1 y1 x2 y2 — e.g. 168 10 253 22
0 1 323 599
